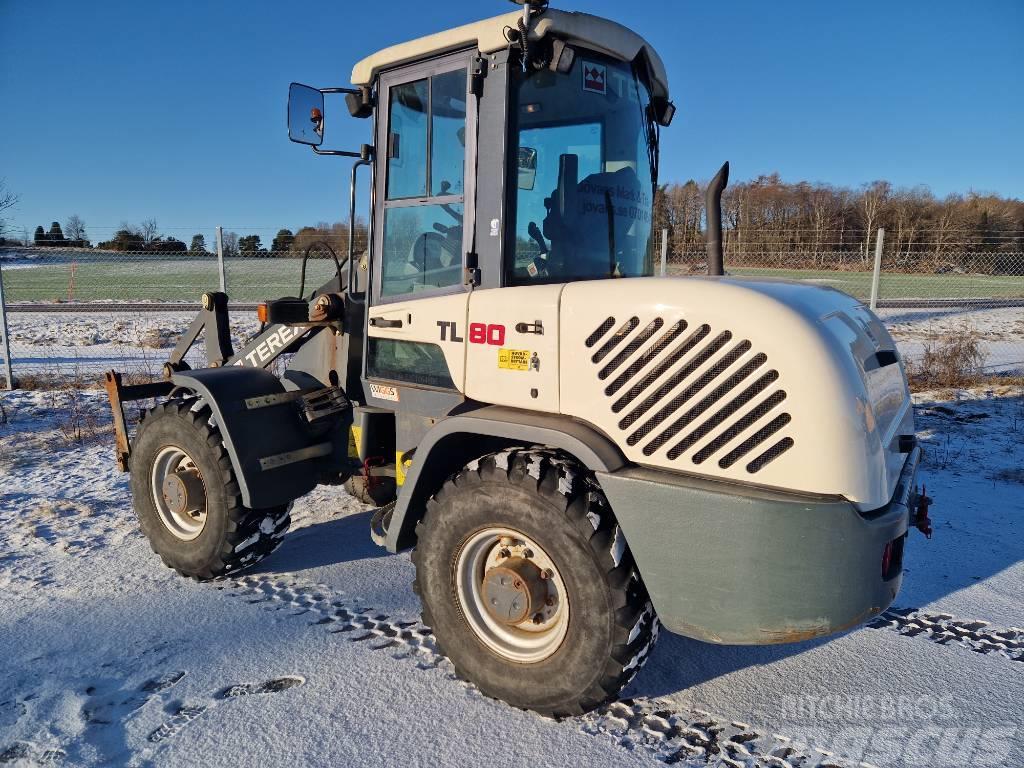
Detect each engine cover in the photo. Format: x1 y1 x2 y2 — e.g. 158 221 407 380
557 277 913 509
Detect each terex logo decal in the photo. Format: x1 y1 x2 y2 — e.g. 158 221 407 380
438 321 506 346
233 325 305 367
583 62 607 95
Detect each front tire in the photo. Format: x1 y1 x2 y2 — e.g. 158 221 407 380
130 399 291 580
412 449 659 716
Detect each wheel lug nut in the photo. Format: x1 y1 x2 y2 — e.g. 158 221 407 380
540 568 553 580
499 548 511 559
545 596 555 606
523 548 534 558
533 613 544 624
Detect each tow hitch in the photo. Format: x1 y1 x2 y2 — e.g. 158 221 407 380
911 484 933 539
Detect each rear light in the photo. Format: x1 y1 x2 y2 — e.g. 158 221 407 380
881 542 893 577
256 303 268 324
881 535 906 580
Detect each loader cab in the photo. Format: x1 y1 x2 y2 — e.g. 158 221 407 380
363 43 664 294
288 8 673 412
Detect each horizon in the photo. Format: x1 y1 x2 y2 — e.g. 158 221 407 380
2 0 1022 238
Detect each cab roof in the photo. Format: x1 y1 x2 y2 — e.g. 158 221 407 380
350 9 669 99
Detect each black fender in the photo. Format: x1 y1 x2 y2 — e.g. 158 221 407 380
385 406 627 552
170 368 334 509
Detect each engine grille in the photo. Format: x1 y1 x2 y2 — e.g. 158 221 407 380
586 316 793 474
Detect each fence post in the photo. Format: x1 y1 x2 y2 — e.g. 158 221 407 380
660 228 668 277
869 227 885 310
0 260 15 390
216 226 227 293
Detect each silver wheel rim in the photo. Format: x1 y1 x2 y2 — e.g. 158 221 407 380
150 446 207 541
454 527 570 664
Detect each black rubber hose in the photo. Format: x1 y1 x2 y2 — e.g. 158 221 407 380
298 241 345 299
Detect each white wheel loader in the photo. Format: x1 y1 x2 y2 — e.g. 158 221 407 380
105 0 933 716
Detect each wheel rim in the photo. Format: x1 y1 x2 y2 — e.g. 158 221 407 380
454 527 570 664
150 445 208 541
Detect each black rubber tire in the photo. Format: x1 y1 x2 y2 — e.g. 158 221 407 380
130 399 291 581
412 448 660 717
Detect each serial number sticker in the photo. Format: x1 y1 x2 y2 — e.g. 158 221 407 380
369 383 400 402
498 348 531 371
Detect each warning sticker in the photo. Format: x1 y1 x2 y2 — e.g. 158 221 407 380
369 383 400 402
582 62 607 94
347 424 363 458
498 348 531 371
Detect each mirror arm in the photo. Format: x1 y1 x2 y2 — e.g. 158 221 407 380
311 144 374 160
311 147 363 157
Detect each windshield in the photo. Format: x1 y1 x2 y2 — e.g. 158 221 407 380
509 52 656 284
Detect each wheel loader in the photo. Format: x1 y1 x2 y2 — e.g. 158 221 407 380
104 0 933 716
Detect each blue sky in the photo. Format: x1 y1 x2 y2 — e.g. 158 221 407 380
1 0 1022 243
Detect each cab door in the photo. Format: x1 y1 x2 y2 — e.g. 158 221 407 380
365 52 477 399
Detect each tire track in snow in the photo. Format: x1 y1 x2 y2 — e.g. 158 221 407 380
216 573 871 767
867 607 1024 661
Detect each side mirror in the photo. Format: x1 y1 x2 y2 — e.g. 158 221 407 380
518 146 538 190
288 83 325 146
651 97 676 127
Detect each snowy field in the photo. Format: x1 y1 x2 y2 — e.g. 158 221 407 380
3 311 264 380
0 386 1021 767
3 304 1022 381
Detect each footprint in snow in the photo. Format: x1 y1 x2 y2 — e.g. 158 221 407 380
83 670 186 725
0 672 185 767
147 676 305 745
0 741 66 766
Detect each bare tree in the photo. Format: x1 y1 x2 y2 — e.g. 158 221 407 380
65 214 87 242
0 179 18 238
858 180 891 265
221 231 239 257
808 186 839 266
140 218 159 244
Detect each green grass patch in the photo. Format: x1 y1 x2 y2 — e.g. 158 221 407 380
675 266 1024 300
3 257 341 303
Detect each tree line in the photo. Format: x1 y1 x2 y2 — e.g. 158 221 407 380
653 175 1024 272
5 174 1023 274
5 216 370 260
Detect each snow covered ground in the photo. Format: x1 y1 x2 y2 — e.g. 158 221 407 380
876 306 1024 374
2 311 264 380
1 387 1022 767
4 305 1021 381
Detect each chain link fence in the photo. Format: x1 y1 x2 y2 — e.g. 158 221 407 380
1 233 1022 387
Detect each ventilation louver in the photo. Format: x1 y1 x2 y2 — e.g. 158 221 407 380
585 316 793 473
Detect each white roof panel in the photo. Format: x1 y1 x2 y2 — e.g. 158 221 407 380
350 9 669 99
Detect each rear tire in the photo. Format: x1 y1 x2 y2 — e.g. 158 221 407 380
130 399 291 580
412 449 659 716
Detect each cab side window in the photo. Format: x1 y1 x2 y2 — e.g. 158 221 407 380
381 68 467 297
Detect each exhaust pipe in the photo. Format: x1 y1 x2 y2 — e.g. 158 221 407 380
705 161 729 276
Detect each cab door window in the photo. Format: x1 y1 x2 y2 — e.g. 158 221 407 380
380 67 468 298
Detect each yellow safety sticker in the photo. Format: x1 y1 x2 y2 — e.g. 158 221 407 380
498 348 530 371
395 450 413 486
348 425 363 458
